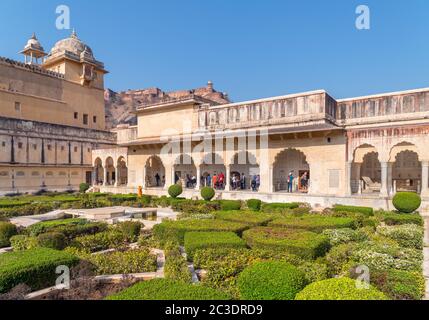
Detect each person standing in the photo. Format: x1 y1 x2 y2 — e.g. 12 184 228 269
241 173 246 190
206 174 212 187
212 174 218 190
155 173 160 187
287 171 294 193
256 175 260 191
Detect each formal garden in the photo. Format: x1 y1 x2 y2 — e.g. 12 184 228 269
0 184 425 300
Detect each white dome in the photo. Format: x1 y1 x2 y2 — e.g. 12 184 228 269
49 30 94 60
24 33 45 52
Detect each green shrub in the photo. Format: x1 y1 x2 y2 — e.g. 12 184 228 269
184 232 246 260
171 199 219 215
168 184 183 199
0 200 31 208
297 261 329 283
0 248 79 293
153 219 248 245
217 200 241 211
393 192 422 213
10 235 39 251
377 224 423 249
116 221 142 242
325 242 358 276
72 230 128 252
87 248 157 275
108 194 138 205
261 202 300 212
237 261 306 300
333 205 374 216
164 247 192 283
106 278 230 300
295 277 387 300
79 183 90 193
0 221 18 248
0 202 55 218
37 232 67 250
322 228 368 246
371 269 425 300
377 211 423 226
243 227 330 260
247 199 262 211
215 211 273 226
269 215 356 233
201 187 215 201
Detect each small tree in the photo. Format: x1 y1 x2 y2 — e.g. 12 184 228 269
79 183 90 193
168 184 183 199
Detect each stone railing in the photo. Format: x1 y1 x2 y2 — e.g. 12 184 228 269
0 56 65 79
197 91 337 131
113 125 138 144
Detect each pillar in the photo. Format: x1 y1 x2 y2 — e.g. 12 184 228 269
103 167 107 186
225 166 231 191
196 165 201 190
142 166 147 190
114 166 119 187
345 162 352 196
380 162 388 197
387 162 393 196
421 160 429 197
268 166 274 193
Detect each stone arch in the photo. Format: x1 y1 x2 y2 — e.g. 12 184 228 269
229 151 259 190
201 153 226 189
392 149 422 193
273 148 310 192
389 142 420 163
351 144 381 194
105 157 115 186
117 156 128 186
174 154 197 188
145 155 165 188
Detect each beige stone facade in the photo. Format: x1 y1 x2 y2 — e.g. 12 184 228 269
93 87 429 210
0 32 115 195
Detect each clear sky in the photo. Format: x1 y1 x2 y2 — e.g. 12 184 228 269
1 0 428 102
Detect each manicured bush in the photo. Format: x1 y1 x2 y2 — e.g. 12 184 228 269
295 277 387 300
0 203 55 218
201 187 215 201
217 200 242 211
0 248 79 293
79 183 90 193
37 232 67 250
247 199 262 211
215 211 274 226
153 219 248 245
243 227 330 259
393 192 422 213
371 269 425 300
325 242 358 276
237 261 306 300
333 205 374 216
377 224 423 249
269 215 356 233
164 247 192 283
108 194 138 205
261 202 300 212
116 221 142 242
378 211 423 226
26 218 88 236
106 278 230 300
72 230 129 252
322 228 368 246
168 184 183 199
0 200 31 208
0 221 18 248
171 199 219 215
88 248 157 275
184 232 246 259
10 235 39 251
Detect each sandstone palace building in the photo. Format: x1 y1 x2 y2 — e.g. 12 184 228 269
1 33 429 210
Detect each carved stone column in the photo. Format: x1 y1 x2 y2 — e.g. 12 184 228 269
380 162 389 197
103 167 107 186
345 162 352 196
421 161 429 197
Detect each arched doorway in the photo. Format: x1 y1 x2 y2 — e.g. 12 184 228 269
145 156 165 188
392 150 421 193
230 151 259 191
200 153 226 190
117 157 128 186
93 158 103 185
273 149 310 193
105 157 115 186
174 154 197 189
351 144 381 194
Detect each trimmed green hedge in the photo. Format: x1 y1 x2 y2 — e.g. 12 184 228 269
261 202 300 212
377 212 423 226
106 278 230 300
0 221 18 248
217 200 242 211
237 261 306 300
393 192 421 213
333 205 374 216
371 269 425 300
37 232 67 250
295 277 387 300
168 184 183 199
153 219 249 245
215 211 274 226
116 221 142 242
377 224 423 249
184 232 246 259
72 230 129 252
0 248 79 293
247 199 262 211
243 227 330 259
201 187 215 201
268 215 356 233
164 247 192 283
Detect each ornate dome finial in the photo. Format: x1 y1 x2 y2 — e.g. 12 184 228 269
71 28 78 39
31 32 37 40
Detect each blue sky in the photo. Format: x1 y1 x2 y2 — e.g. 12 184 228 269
0 0 428 102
